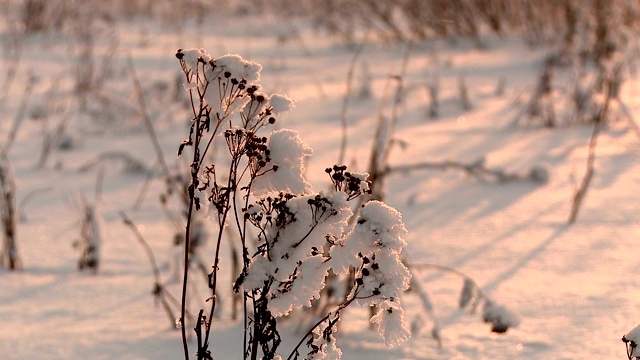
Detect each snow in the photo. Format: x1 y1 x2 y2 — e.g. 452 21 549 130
2 4 640 360
268 93 296 115
252 129 312 195
625 324 640 358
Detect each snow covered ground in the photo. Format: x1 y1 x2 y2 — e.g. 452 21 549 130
2 6 640 359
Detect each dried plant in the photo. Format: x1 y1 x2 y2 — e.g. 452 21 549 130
0 147 21 270
172 48 412 360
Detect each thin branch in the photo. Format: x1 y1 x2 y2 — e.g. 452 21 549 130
17 186 51 222
120 211 177 327
409 263 488 301
337 42 365 166
568 72 614 224
366 41 412 201
78 151 150 174
380 41 412 168
127 55 173 180
384 159 546 183
4 76 33 153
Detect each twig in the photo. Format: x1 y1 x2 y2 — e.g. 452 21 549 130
337 42 365 166
127 55 173 180
384 159 546 183
407 269 442 348
380 42 412 168
410 262 487 316
78 151 150 174
120 211 179 327
17 187 52 222
94 166 104 207
367 41 412 201
568 120 602 224
0 29 22 104
410 263 488 301
4 76 34 153
132 161 158 210
614 96 640 140
568 72 614 224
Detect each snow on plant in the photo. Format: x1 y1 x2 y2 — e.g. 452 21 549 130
623 324 640 359
75 199 103 274
174 48 411 360
481 300 520 334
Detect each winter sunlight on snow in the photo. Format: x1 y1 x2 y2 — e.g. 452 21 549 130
2 1 640 359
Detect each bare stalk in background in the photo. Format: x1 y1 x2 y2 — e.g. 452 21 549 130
568 65 617 224
0 147 21 270
337 42 365 166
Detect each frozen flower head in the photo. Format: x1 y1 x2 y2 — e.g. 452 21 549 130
211 54 262 83
176 48 211 74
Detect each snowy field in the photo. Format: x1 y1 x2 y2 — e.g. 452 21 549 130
2 3 640 359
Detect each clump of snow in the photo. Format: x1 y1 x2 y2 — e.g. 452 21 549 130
328 201 412 347
330 201 408 275
267 255 330 317
624 324 640 358
242 255 275 290
268 93 296 114
370 299 411 347
213 54 262 83
482 301 521 334
180 48 210 74
252 129 312 195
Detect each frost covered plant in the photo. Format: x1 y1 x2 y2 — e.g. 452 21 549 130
174 48 411 360
481 300 520 334
623 324 640 359
74 198 103 274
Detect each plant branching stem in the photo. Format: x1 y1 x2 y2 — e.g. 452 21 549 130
286 287 360 360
